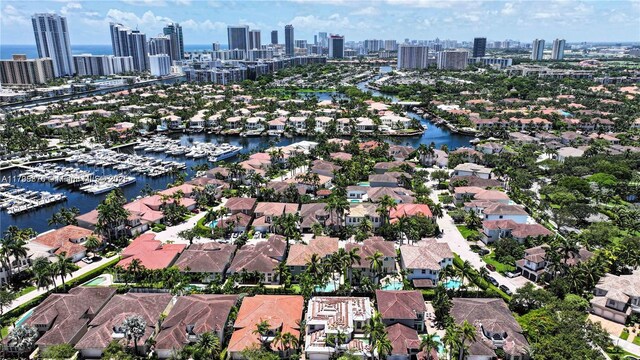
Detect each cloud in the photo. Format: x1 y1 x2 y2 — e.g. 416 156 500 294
385 0 453 8
105 9 174 29
501 2 516 15
182 18 227 31
0 4 30 26
60 2 82 15
351 6 379 16
120 0 167 6
174 0 192 5
279 13 352 32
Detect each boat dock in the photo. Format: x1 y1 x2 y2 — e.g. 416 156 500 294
0 183 67 215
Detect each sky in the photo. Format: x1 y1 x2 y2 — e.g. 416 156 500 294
1 0 639 45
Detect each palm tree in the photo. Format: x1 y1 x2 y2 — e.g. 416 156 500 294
273 331 299 356
55 252 73 292
194 332 221 359
459 260 473 293
252 319 272 349
306 253 324 281
366 251 384 285
442 323 461 360
84 236 101 257
430 203 444 219
376 195 397 225
458 320 477 360
122 314 147 355
373 335 393 360
7 325 38 355
420 333 439 360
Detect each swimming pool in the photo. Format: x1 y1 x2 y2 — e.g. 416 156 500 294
382 281 403 290
431 335 445 354
349 199 362 203
83 275 106 286
208 220 219 228
315 281 337 293
558 110 572 117
15 309 34 328
357 182 371 187
444 279 462 289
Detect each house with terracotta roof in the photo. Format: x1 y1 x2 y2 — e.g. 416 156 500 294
453 163 493 179
217 212 252 233
299 203 338 233
346 237 396 283
3 287 116 355
228 295 304 359
305 297 373 360
388 145 414 161
449 176 502 189
367 187 416 204
389 204 432 223
591 272 640 324
515 245 593 282
454 187 509 205
117 233 186 271
373 161 415 174
311 160 342 178
386 323 429 360
482 220 553 244
375 290 427 332
75 293 174 358
252 202 299 233
156 295 238 358
450 298 529 360
287 237 339 279
30 225 99 262
227 235 286 284
174 242 236 282
224 197 257 215
465 201 529 224
399 240 453 286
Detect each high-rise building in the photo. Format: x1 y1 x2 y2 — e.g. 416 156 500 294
149 54 171 76
148 36 171 56
551 38 566 60
227 25 250 52
271 30 278 45
328 35 345 58
437 50 469 70
397 45 429 69
285 25 294 57
249 30 261 50
318 32 328 47
384 40 398 51
314 35 318 45
473 37 487 58
212 42 221 51
111 56 134 74
295 40 307 49
531 39 545 60
73 55 113 76
0 55 54 85
163 23 184 62
31 13 75 77
110 23 149 71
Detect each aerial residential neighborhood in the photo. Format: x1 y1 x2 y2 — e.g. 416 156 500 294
0 1 639 360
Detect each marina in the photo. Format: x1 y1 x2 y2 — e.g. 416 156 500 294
0 183 67 215
67 149 187 177
133 135 242 162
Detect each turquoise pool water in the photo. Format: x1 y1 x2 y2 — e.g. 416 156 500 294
444 279 462 289
15 309 34 327
558 110 572 117
349 199 361 203
357 182 370 187
431 335 445 354
382 281 403 290
315 282 337 292
83 276 106 286
208 220 218 228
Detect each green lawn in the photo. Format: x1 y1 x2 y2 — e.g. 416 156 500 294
482 253 516 274
633 335 640 346
620 329 630 340
15 286 36 297
456 225 479 240
606 346 639 359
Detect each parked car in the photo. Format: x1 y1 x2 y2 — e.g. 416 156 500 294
499 285 513 296
486 264 496 271
81 257 93 264
505 271 520 278
478 248 490 256
486 276 499 286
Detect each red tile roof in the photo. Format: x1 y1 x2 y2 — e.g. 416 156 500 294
31 225 97 258
375 290 426 320
118 234 186 270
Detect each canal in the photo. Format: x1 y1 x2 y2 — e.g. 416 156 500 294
1 67 473 234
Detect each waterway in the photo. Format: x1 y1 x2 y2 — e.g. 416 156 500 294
0 66 473 233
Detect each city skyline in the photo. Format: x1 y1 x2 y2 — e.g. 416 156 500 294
1 0 639 46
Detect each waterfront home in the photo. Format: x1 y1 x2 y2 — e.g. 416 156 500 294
388 145 414 161
375 290 427 332
399 240 453 285
2 287 116 355
481 220 553 244
304 297 373 360
287 237 339 279
75 293 173 358
508 132 538 144
465 201 529 223
591 272 640 324
315 116 333 133
356 117 376 133
450 298 529 360
155 295 238 359
418 149 448 168
452 163 492 179
346 203 381 229
476 142 504 155
117 233 186 271
373 161 415 174
346 237 396 283
173 242 236 282
268 118 286 133
227 236 286 284
385 323 426 360
228 295 304 359
288 116 307 132
30 225 99 263
252 202 299 233
311 160 342 178
162 114 183 129
515 245 593 282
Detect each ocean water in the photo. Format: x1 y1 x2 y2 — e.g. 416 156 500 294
0 44 226 60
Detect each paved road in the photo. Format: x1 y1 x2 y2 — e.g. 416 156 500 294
5 255 120 313
424 169 521 293
610 335 640 357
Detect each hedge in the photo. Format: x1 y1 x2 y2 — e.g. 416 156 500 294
453 254 511 302
0 256 121 328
